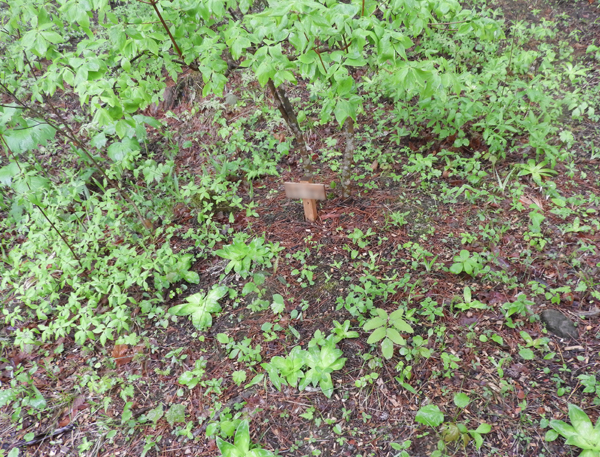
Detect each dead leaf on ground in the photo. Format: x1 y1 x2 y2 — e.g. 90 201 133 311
58 394 88 427
519 195 544 210
112 344 134 366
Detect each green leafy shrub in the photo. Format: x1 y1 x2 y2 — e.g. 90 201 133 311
168 285 229 330
299 337 347 398
449 250 486 276
217 420 275 457
215 237 280 279
364 308 414 359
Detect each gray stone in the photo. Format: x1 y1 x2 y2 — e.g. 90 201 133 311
540 309 578 339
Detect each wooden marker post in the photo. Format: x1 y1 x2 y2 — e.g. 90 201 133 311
284 181 326 222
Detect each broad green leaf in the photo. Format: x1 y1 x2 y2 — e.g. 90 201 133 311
178 371 197 386
472 432 484 450
29 387 46 410
334 98 356 126
107 137 139 162
550 419 577 438
319 374 334 398
167 300 201 316
367 326 386 344
191 307 217 330
381 337 394 359
519 348 534 360
232 420 250 453
568 404 594 435
463 262 473 275
0 163 21 187
385 328 405 345
464 286 472 303
41 31 64 44
474 423 491 434
453 392 470 408
205 285 229 303
262 362 284 391
183 271 200 284
449 263 463 274
415 404 444 428
391 318 414 334
3 122 56 154
216 437 236 455
364 316 385 331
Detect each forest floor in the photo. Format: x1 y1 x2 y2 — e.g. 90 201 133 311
1 0 600 456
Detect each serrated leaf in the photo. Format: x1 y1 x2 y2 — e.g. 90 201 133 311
4 122 56 154
271 294 285 314
165 403 186 426
232 370 247 386
0 388 14 407
146 403 163 424
0 163 21 187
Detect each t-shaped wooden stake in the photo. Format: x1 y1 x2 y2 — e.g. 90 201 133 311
284 181 326 222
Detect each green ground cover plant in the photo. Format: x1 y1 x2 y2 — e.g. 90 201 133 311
1 0 600 455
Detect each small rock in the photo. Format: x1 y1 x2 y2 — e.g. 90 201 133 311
224 93 238 106
540 309 578 339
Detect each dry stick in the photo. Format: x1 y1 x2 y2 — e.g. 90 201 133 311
341 118 355 198
266 79 314 179
0 82 149 231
